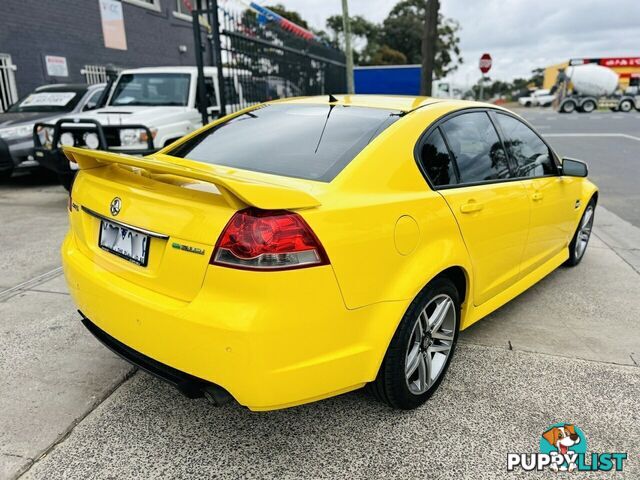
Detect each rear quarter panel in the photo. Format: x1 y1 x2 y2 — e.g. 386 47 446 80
303 103 473 311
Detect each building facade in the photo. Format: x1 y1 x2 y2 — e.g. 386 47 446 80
0 0 210 107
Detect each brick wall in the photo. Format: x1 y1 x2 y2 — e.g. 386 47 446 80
0 0 210 96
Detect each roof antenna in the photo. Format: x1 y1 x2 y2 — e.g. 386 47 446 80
328 93 338 103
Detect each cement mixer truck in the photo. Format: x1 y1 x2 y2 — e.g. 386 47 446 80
555 63 640 113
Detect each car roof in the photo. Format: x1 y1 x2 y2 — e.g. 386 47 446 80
119 66 247 76
35 84 94 92
270 94 494 113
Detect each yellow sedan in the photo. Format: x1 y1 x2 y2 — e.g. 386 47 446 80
61 96 597 411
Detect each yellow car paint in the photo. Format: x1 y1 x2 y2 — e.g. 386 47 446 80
61 95 598 410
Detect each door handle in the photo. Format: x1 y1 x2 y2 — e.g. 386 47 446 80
460 201 484 213
532 191 544 201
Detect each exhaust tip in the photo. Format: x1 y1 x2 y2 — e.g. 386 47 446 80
203 384 233 406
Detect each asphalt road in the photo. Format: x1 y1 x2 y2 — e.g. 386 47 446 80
516 108 640 228
1 110 639 479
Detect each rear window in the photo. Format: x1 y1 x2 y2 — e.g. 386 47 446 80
169 103 400 182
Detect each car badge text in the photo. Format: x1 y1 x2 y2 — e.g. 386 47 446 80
172 242 205 255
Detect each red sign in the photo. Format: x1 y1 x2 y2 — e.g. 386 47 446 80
598 57 640 68
479 53 492 74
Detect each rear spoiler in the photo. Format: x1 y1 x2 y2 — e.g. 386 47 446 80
63 146 320 210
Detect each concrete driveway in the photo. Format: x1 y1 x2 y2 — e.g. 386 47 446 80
1 111 639 479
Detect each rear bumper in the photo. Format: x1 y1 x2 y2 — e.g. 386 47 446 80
62 232 406 410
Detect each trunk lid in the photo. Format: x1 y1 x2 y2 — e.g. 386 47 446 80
65 147 321 302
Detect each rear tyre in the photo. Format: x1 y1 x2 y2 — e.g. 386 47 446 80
619 99 633 113
565 199 596 267
370 277 460 410
580 99 597 113
0 167 13 182
559 100 576 113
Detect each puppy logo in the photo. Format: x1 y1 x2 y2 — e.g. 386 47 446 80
542 423 586 472
540 424 586 473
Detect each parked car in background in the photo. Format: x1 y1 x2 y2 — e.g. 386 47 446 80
0 83 105 181
518 89 555 107
34 66 250 190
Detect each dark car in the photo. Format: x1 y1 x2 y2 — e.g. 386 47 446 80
0 83 105 181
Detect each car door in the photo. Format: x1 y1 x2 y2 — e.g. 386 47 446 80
492 112 581 277
419 111 531 306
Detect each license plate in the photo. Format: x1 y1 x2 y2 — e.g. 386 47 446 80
99 220 150 266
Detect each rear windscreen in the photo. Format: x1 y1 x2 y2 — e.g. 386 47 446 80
169 103 401 182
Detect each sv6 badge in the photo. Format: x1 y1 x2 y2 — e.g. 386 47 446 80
171 242 205 255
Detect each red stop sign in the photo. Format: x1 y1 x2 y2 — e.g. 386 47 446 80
479 53 492 74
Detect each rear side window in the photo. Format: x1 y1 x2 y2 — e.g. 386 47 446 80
170 104 400 182
440 112 510 183
494 113 556 178
420 129 457 187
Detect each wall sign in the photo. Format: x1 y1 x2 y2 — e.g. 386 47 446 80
45 56 69 77
100 0 128 50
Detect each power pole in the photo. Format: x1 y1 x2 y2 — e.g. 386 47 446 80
341 0 354 94
420 0 439 96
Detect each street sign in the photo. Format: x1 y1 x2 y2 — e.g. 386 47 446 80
479 53 492 74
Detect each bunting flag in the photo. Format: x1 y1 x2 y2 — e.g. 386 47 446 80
248 2 318 41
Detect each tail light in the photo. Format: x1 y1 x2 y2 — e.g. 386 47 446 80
211 208 329 271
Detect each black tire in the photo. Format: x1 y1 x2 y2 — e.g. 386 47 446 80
370 277 460 410
0 167 13 182
565 199 596 267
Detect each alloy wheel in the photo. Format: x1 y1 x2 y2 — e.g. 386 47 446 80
405 294 457 395
575 205 594 259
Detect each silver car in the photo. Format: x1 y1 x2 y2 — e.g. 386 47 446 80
0 83 105 181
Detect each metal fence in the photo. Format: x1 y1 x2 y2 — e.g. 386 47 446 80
0 54 19 112
81 65 123 85
200 1 346 116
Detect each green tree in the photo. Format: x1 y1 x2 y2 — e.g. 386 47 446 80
381 0 462 77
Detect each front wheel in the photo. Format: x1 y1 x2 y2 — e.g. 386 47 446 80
370 277 460 410
565 200 595 267
0 167 13 182
559 100 577 113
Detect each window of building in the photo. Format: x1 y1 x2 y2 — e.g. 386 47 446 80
122 0 161 12
174 0 195 21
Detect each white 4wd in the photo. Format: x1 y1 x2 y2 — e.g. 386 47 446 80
33 66 250 189
70 66 245 153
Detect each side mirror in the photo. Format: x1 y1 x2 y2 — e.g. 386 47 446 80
561 158 588 177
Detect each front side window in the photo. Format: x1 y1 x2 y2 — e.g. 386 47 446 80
441 112 510 183
420 128 457 187
169 103 400 182
495 113 556 178
83 88 105 111
109 73 191 107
